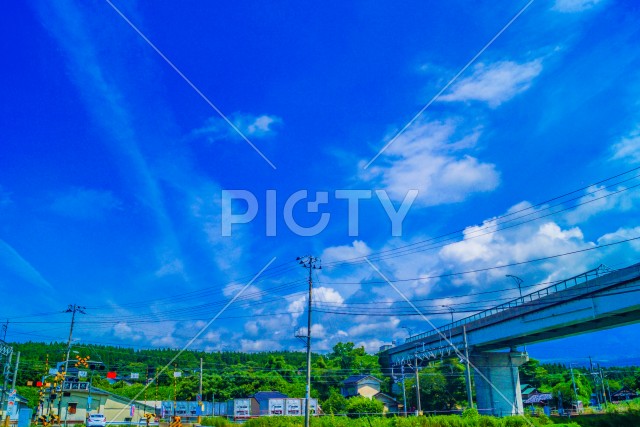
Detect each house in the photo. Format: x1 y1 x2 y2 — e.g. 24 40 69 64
341 375 382 398
341 375 398 413
0 388 30 422
520 384 538 401
610 387 638 402
373 392 399 413
524 393 553 407
40 384 157 424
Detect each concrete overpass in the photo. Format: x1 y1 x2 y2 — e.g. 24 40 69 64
379 262 640 416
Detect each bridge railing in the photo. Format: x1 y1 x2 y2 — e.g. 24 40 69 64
405 264 613 344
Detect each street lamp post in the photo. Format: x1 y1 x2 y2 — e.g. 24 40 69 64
441 306 455 340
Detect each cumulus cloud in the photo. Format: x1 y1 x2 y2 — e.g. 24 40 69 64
564 185 640 225
240 339 282 352
50 187 122 220
193 113 282 143
440 59 543 108
552 0 604 12
363 120 499 206
321 240 372 265
611 128 640 164
597 226 640 251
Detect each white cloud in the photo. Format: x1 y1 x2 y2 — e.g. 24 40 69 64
597 226 640 251
363 120 499 206
50 187 122 220
240 339 282 352
315 287 345 305
565 185 640 224
287 295 307 322
611 128 640 164
193 113 282 142
222 282 262 301
321 241 371 264
113 322 133 338
440 60 543 107
552 0 604 12
155 258 185 277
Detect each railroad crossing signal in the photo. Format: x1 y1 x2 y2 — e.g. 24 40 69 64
75 355 90 368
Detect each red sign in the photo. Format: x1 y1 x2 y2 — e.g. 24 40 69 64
107 372 117 379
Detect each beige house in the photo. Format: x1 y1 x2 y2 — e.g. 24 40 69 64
341 375 399 414
41 384 157 424
341 375 382 398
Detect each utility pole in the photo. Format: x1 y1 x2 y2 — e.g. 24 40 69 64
570 364 578 404
463 326 474 409
297 256 320 427
414 352 422 416
59 304 85 416
197 358 203 423
11 352 19 389
1 321 7 341
400 365 407 416
598 364 608 406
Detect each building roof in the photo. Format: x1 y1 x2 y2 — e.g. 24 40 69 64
251 391 288 403
342 375 381 385
374 392 398 403
524 393 553 404
521 386 537 395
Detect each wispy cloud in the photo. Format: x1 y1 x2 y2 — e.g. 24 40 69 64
439 59 543 107
0 239 53 292
50 187 122 220
552 0 604 13
362 120 499 206
611 127 640 164
193 113 282 143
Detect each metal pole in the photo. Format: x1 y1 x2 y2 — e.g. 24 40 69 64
60 305 84 417
570 365 578 404
0 352 12 422
599 366 608 406
198 358 203 423
11 352 19 389
304 262 313 427
414 353 422 415
463 326 474 409
401 366 407 416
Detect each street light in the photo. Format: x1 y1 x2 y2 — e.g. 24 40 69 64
401 326 414 338
506 275 524 298
441 306 455 340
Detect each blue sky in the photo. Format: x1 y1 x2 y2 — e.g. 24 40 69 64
2 0 640 363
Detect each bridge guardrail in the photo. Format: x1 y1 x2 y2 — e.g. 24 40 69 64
405 264 613 344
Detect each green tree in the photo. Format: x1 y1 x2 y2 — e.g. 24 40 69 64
322 390 348 414
346 396 384 417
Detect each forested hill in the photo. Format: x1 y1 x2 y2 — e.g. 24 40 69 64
9 341 383 405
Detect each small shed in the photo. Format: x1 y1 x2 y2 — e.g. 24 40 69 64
373 392 399 413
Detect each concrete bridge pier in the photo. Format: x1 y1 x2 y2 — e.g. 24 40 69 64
470 350 529 416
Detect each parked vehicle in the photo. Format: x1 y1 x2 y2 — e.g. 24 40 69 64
87 414 107 427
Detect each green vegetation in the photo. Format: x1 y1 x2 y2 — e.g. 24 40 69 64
9 340 640 427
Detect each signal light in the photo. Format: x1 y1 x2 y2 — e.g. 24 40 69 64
37 381 43 387
106 372 117 379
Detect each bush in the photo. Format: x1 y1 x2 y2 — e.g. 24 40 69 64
346 396 384 418
200 416 232 427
